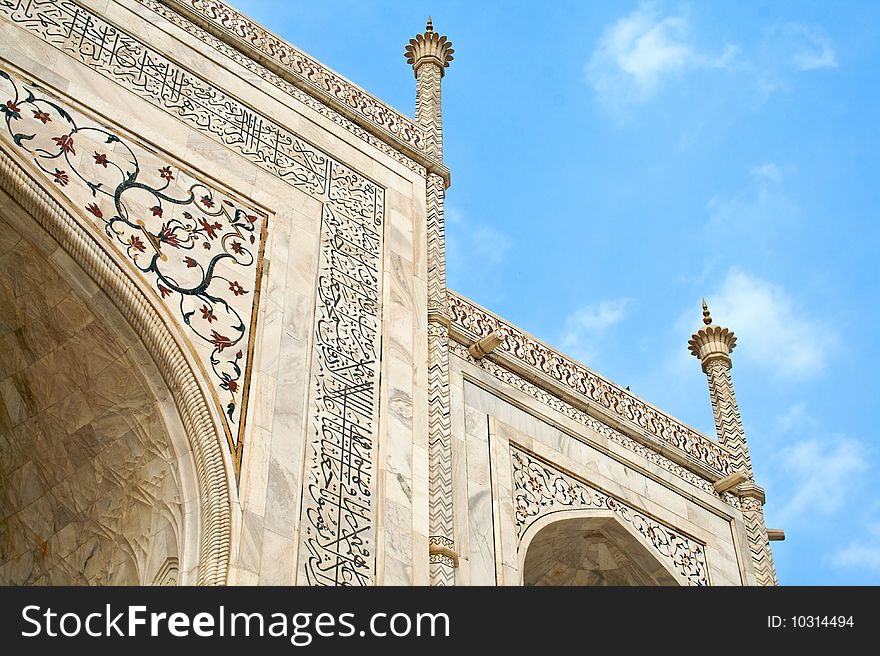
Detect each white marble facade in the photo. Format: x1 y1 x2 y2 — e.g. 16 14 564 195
0 0 772 585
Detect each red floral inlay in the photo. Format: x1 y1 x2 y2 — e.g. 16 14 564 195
211 330 233 352
85 203 103 218
158 166 174 182
199 218 222 240
52 169 69 186
52 134 75 155
32 109 51 124
229 280 247 296
158 226 179 248
128 235 146 252
93 152 109 167
200 305 217 323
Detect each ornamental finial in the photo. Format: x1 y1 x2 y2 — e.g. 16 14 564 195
404 18 455 77
702 297 712 325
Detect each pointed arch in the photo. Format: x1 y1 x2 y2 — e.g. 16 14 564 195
0 147 232 585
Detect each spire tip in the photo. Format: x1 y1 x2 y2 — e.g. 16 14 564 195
701 298 712 325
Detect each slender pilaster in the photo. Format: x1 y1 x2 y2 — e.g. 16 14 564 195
405 19 457 585
688 301 778 585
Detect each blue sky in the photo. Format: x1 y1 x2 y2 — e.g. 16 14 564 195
233 1 880 585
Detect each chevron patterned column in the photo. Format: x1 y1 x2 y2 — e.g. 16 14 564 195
405 19 457 585
689 300 778 585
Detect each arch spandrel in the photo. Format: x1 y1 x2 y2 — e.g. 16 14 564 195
0 66 269 479
0 76 236 584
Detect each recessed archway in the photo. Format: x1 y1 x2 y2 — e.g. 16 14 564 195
521 513 681 586
0 190 197 584
0 148 234 584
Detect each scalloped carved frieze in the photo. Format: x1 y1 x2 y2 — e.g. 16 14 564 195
448 341 721 497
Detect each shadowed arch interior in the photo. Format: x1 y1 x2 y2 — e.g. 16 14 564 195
0 197 188 585
522 516 680 586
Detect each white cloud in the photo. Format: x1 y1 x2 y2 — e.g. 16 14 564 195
753 22 838 99
706 269 836 381
775 436 867 522
587 9 838 111
773 402 814 434
560 299 629 364
750 161 783 184
445 206 512 300
586 3 734 108
783 23 837 71
832 524 880 571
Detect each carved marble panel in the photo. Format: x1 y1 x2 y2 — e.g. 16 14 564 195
511 447 709 586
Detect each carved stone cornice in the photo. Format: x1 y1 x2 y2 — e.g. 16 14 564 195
154 0 450 183
447 291 734 477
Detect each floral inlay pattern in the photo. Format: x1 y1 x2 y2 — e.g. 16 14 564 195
0 68 267 473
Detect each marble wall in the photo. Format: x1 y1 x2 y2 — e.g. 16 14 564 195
0 0 433 585
0 203 186 585
449 353 754 586
0 0 754 588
